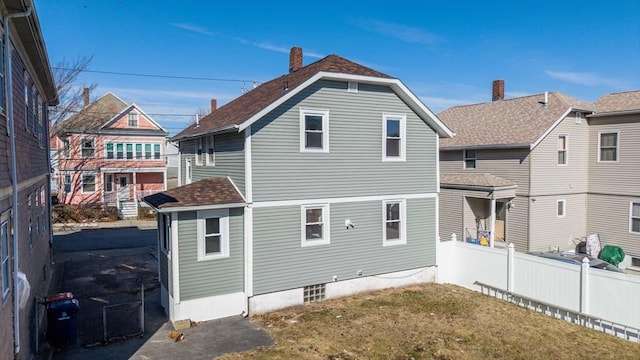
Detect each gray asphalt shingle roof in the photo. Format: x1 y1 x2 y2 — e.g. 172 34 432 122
438 92 592 149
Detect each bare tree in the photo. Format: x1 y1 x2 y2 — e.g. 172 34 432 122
49 55 97 127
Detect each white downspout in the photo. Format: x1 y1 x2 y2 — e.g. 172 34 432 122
5 6 33 355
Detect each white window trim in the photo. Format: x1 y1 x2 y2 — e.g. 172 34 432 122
205 135 215 166
81 172 97 194
299 108 329 153
301 204 330 247
557 199 566 218
160 214 171 254
383 199 407 246
1 213 10 299
382 113 406 162
463 149 476 169
197 209 230 261
630 200 640 235
185 159 192 184
104 174 114 192
557 134 568 166
81 137 96 158
347 81 358 93
196 138 204 165
63 173 72 193
597 131 619 163
128 112 139 127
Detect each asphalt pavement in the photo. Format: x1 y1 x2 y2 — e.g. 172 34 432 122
46 220 273 360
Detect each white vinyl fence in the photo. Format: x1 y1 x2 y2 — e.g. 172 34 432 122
437 238 640 342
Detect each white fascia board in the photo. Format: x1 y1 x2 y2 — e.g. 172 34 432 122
237 72 455 138
226 176 247 203
155 202 246 213
530 108 573 150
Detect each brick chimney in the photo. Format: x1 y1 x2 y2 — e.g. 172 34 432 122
289 47 303 73
211 98 217 112
83 87 90 106
492 80 504 101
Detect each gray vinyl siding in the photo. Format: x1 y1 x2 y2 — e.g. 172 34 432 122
177 208 244 300
252 198 436 295
178 133 246 194
528 193 587 252
438 188 529 252
250 80 438 202
587 194 640 258
530 114 589 195
587 115 640 196
440 148 531 195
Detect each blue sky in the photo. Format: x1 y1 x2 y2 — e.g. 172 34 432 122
36 0 640 135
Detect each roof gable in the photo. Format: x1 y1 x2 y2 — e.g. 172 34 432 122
101 103 168 132
438 92 592 149
173 54 453 140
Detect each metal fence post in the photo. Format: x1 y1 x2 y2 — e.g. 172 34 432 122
140 283 145 334
102 307 107 342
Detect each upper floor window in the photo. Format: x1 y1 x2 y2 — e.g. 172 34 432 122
464 149 476 169
557 199 566 218
160 214 171 253
598 132 618 162
383 114 406 161
1 213 10 299
558 135 567 165
0 36 5 113
631 201 640 234
106 142 161 161
300 108 329 153
383 199 406 246
301 204 330 247
24 71 31 131
61 138 70 158
128 112 139 127
197 209 229 261
205 136 214 166
185 158 192 184
63 173 72 193
82 138 95 158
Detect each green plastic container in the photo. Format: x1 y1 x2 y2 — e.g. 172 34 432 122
598 245 625 267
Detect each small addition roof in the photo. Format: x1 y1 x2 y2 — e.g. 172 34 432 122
143 177 245 211
441 173 516 189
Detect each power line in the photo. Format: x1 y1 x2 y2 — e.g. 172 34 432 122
54 67 261 84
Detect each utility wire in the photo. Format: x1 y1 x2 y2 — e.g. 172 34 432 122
54 67 261 84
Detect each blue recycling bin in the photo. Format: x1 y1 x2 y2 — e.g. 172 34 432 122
46 293 80 347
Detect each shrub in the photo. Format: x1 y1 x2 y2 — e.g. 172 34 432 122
138 206 156 220
53 204 120 223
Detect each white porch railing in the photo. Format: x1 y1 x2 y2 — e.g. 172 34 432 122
437 235 640 342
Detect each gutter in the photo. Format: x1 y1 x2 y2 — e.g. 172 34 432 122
587 109 640 118
171 124 239 142
440 183 518 192
440 143 530 151
5 6 33 355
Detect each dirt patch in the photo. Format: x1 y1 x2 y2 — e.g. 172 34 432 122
219 284 640 359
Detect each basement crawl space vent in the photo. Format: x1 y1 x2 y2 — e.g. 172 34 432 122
303 283 326 303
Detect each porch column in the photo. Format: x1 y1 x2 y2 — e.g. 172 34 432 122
489 198 496 248
133 172 138 203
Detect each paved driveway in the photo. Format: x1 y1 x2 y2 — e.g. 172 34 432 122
48 221 272 360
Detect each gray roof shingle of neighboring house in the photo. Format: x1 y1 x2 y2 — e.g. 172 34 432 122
55 92 167 135
173 54 392 140
143 177 245 210
591 90 640 114
441 173 516 188
438 92 593 149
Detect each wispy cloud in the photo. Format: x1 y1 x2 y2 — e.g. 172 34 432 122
170 23 217 37
351 18 440 45
232 37 323 59
545 70 626 88
419 96 481 113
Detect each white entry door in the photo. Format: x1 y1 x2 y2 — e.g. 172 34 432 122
117 175 130 200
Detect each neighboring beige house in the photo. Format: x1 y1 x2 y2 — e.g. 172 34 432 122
438 84 639 268
586 91 640 268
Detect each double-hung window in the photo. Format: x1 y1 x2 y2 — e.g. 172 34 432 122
104 174 113 192
599 132 618 162
116 143 124 159
631 201 640 234
558 135 567 165
82 138 95 158
136 144 143 159
464 149 476 169
154 143 161 160
145 144 152 159
126 143 134 159
61 138 70 158
197 209 229 261
160 214 171 254
128 112 139 127
557 200 566 218
63 173 72 193
196 138 204 165
82 173 96 193
106 143 114 159
205 136 214 166
1 213 10 299
383 114 406 161
301 204 330 247
300 108 329 153
383 200 406 246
